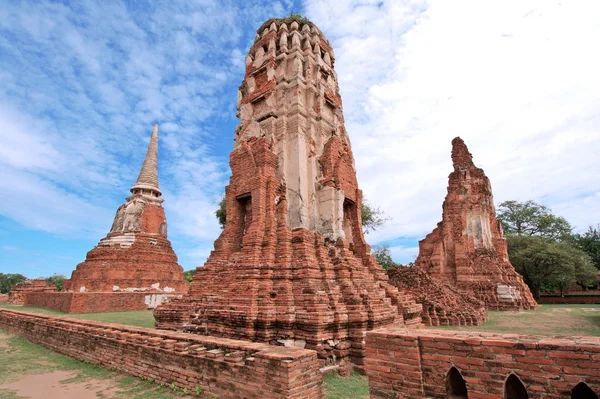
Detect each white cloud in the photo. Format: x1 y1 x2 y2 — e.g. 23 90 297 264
305 0 600 257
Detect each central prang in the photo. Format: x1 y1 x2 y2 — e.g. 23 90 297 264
154 17 423 373
236 17 351 240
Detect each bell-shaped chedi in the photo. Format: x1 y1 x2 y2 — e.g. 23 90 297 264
415 137 536 310
154 17 422 371
387 266 488 326
63 125 187 294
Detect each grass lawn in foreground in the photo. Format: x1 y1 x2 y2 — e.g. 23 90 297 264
438 304 600 336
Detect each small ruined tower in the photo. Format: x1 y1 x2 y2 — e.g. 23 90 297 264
155 17 422 371
415 137 536 310
63 125 187 294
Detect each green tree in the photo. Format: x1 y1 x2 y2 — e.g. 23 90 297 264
216 197 226 229
507 235 595 299
0 273 27 294
46 274 66 291
372 245 399 270
497 200 572 240
361 198 390 234
183 269 196 284
571 224 600 270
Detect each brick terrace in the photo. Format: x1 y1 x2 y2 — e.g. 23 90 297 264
365 327 600 399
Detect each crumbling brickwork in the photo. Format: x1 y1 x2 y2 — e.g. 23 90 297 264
8 279 57 305
0 309 324 399
415 137 536 311
387 266 487 326
365 328 600 399
0 293 9 303
155 18 422 372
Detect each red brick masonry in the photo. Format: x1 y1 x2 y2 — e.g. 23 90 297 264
23 292 147 313
365 327 600 399
8 279 57 305
387 266 488 326
0 309 324 399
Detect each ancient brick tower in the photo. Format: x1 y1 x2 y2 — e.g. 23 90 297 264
155 18 422 371
63 125 187 294
415 137 536 310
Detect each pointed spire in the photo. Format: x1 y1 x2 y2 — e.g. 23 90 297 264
451 136 474 171
131 124 162 196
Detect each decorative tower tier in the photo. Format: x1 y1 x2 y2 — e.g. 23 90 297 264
415 137 536 311
63 125 187 294
154 18 422 371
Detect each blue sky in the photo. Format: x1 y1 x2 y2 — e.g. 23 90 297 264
1 0 599 278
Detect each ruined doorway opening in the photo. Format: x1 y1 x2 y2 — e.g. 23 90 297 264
235 194 252 251
446 367 468 399
504 374 528 399
572 382 598 399
342 198 355 247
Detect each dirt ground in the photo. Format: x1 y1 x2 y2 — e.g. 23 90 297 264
0 330 187 399
0 370 118 399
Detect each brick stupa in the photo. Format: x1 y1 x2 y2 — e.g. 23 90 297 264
415 137 536 310
24 125 187 313
155 18 422 371
64 124 187 295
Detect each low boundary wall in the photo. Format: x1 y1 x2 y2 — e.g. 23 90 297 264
23 292 180 313
539 294 600 305
366 327 600 399
0 309 324 399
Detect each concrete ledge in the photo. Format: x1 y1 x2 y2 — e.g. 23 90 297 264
0 309 324 399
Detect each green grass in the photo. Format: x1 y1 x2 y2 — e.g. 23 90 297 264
0 330 184 398
0 304 156 329
439 304 600 336
324 372 369 399
68 310 156 328
0 303 65 315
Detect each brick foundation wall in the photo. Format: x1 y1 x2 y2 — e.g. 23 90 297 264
0 293 8 303
23 292 148 313
0 309 324 399
366 327 600 399
539 295 600 304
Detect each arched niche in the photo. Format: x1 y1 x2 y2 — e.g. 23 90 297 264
572 382 598 399
446 366 468 399
504 374 528 399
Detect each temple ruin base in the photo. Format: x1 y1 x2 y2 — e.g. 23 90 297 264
22 292 181 313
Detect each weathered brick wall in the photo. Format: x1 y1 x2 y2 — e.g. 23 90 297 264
539 295 600 304
8 279 58 305
366 327 600 399
23 292 147 313
0 309 324 399
0 293 8 303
